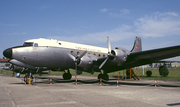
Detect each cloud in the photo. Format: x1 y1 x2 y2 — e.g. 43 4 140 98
49 11 180 47
100 8 130 17
99 8 108 12
153 11 178 17
48 24 135 45
134 12 180 37
120 9 129 14
109 8 130 18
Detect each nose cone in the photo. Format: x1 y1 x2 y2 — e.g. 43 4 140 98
3 48 12 59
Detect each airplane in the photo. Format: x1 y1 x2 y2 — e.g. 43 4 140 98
3 36 180 80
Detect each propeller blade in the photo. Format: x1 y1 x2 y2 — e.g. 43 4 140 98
99 57 108 69
77 51 87 61
36 67 40 73
67 53 76 61
22 68 25 72
107 36 111 54
9 64 13 70
99 36 112 69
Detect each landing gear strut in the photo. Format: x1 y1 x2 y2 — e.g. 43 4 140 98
24 72 33 84
63 69 72 80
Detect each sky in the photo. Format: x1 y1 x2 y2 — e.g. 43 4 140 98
0 0 180 60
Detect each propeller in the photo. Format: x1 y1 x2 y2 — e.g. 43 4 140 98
99 36 114 69
67 51 87 78
9 64 14 71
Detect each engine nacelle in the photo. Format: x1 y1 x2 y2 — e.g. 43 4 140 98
9 59 36 69
77 55 93 69
110 47 130 65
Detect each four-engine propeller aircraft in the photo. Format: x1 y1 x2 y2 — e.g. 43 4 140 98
3 36 180 80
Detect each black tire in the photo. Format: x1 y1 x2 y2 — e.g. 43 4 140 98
103 74 109 81
98 74 103 80
63 73 72 80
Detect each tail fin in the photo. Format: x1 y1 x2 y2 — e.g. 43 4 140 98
130 36 142 53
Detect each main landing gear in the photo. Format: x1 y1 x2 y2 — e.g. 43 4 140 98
63 69 72 80
98 73 109 81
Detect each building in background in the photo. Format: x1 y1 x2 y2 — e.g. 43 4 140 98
0 58 10 70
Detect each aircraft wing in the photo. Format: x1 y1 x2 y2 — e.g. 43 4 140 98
103 45 180 72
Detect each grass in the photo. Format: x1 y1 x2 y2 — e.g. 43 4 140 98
138 68 180 81
1 68 180 81
0 69 15 76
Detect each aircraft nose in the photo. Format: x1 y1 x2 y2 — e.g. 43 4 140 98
3 48 12 59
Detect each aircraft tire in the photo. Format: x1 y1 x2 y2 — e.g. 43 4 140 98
102 74 109 81
98 74 109 81
98 74 103 80
63 73 72 80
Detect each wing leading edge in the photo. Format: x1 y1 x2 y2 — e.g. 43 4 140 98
104 45 180 73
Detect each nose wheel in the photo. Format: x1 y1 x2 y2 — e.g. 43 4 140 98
24 73 33 84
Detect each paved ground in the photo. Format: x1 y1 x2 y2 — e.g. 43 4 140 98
0 75 180 107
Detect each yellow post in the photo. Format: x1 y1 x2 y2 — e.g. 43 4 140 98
28 78 31 85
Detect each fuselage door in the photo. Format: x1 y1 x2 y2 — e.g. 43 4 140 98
34 43 38 47
32 43 39 64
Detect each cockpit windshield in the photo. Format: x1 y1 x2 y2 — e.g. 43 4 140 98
23 42 34 46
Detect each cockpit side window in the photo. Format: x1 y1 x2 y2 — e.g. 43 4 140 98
23 42 34 47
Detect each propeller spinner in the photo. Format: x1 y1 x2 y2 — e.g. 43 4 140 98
67 51 87 78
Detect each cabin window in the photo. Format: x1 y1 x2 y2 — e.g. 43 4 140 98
98 54 101 57
71 51 73 54
23 42 34 47
59 43 61 45
93 53 96 56
103 55 105 57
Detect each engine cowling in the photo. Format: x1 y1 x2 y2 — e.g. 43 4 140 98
9 59 36 69
77 55 93 68
110 48 130 64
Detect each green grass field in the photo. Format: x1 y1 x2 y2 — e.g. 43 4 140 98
1 68 180 81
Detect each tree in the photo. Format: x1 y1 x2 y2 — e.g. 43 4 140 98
159 66 169 77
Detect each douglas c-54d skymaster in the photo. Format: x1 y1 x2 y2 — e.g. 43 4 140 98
3 36 180 80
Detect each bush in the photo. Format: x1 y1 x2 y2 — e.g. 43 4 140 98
146 70 152 77
159 66 169 77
